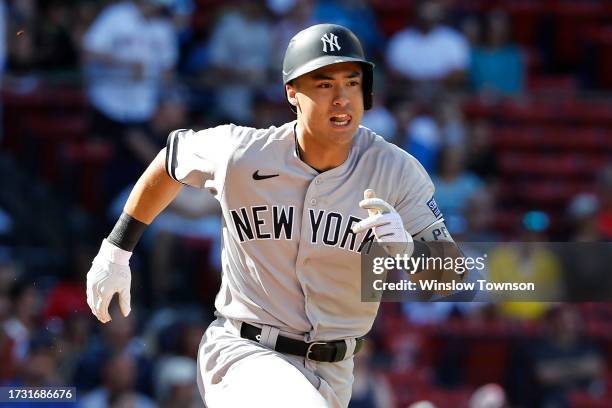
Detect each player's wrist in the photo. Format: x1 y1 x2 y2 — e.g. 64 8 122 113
98 239 132 266
107 212 148 252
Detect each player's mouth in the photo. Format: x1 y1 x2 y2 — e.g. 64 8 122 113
329 113 352 128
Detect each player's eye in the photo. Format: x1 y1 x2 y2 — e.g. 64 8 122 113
348 80 360 86
317 82 332 88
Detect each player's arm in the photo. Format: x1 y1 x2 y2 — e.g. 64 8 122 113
86 150 183 323
124 150 183 224
411 220 466 286
352 190 465 294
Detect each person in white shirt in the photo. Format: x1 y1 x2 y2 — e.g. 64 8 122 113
386 0 469 99
82 0 178 199
83 0 177 125
207 1 272 123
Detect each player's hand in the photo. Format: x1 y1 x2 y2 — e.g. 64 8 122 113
86 239 132 323
352 189 414 257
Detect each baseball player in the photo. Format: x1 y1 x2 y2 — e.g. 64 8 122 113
86 24 462 407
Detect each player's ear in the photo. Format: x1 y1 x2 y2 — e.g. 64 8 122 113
286 82 298 108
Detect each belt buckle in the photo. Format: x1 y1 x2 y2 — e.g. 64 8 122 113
306 342 326 360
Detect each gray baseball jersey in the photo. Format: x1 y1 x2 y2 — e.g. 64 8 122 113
165 120 442 341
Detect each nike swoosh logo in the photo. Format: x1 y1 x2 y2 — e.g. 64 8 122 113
252 170 279 180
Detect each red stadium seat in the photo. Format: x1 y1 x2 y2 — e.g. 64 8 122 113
527 75 579 94
505 1 544 46
499 153 607 177
551 1 606 67
568 390 612 408
61 141 114 213
465 339 510 386
493 127 610 151
584 26 612 89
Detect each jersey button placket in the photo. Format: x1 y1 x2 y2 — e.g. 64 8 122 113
311 178 321 205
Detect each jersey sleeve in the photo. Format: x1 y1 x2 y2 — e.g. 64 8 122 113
395 153 444 236
165 125 236 193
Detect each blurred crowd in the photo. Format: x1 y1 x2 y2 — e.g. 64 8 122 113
0 0 612 407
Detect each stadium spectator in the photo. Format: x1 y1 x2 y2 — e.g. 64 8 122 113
349 342 395 408
386 0 469 100
54 312 91 385
465 119 499 185
488 212 563 321
74 307 153 396
270 0 316 88
154 356 200 408
402 104 441 173
207 0 272 123
3 281 41 362
71 1 100 48
459 189 498 242
567 193 601 242
12 339 63 387
82 0 178 199
37 1 79 72
432 147 484 234
436 98 467 146
361 88 398 143
469 10 525 97
80 351 156 408
469 383 507 408
105 88 190 199
460 14 480 47
529 306 604 407
174 319 206 360
561 194 612 301
312 0 384 60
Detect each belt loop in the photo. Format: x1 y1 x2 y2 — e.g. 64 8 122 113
259 325 280 349
344 338 356 360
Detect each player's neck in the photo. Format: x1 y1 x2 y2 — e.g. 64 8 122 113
295 123 352 172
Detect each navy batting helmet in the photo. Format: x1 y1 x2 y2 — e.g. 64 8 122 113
282 24 375 112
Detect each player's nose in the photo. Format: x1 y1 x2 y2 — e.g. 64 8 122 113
332 87 350 107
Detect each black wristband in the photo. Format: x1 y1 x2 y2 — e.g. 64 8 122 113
107 212 148 252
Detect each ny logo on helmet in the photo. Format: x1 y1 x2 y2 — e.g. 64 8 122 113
320 33 341 53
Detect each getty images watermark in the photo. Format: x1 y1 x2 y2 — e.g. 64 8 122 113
356 241 604 302
370 252 534 293
362 242 612 302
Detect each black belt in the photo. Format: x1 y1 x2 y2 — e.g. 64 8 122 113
240 322 365 363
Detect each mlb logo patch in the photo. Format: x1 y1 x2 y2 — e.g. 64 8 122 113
426 197 443 219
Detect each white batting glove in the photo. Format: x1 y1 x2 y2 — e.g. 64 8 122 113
86 239 132 323
352 195 414 258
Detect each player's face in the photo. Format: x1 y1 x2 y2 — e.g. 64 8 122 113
288 62 364 145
